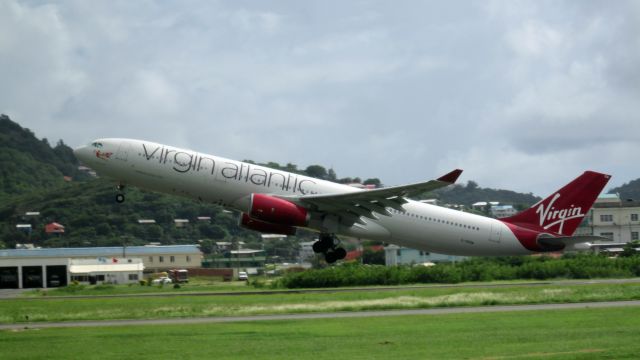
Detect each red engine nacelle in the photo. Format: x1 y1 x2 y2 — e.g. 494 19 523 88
249 193 309 227
239 213 297 236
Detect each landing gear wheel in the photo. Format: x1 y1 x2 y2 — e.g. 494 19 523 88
315 233 346 264
325 251 338 264
334 247 347 260
312 237 333 253
312 241 327 253
116 193 125 203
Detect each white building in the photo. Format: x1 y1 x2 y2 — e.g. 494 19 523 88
490 205 517 218
0 245 202 289
385 245 466 266
69 258 144 285
298 241 317 263
576 194 640 245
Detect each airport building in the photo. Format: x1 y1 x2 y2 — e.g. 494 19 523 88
385 245 466 265
0 245 202 289
574 194 640 254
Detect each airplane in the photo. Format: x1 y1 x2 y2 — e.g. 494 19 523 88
73 139 611 263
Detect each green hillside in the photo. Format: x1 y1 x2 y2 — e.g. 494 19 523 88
609 179 640 201
0 114 87 201
0 178 266 249
424 180 540 210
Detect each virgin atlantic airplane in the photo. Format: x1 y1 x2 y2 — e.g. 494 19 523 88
74 139 610 263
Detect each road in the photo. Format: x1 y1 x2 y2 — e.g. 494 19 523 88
2 300 639 330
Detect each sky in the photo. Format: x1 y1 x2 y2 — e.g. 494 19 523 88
1 0 638 196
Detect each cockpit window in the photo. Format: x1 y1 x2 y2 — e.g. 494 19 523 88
91 142 103 148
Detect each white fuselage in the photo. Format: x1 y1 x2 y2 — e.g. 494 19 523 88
75 139 531 256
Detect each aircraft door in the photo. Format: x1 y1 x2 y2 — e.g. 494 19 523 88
489 222 502 243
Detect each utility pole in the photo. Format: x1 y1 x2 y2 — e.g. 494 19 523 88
121 236 128 258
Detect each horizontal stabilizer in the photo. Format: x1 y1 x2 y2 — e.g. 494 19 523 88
537 235 610 251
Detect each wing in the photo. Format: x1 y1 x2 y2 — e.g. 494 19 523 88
279 169 462 226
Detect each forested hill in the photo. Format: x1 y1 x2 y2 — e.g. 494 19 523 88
609 179 640 201
425 181 540 210
0 114 87 200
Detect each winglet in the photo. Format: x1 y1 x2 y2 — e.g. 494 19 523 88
437 169 463 184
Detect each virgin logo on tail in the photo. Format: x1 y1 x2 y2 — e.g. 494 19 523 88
535 193 585 234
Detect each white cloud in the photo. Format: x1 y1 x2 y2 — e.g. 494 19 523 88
0 1 638 195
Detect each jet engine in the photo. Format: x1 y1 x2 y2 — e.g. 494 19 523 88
248 193 309 226
238 213 297 236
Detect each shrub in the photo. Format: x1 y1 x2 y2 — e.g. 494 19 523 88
275 254 640 288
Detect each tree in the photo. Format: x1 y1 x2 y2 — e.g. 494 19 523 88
305 165 328 180
362 248 385 265
95 223 112 236
620 240 640 257
199 239 215 254
146 225 164 240
198 223 228 239
285 163 298 173
327 168 337 181
363 178 381 187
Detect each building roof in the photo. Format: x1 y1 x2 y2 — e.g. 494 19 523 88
491 205 514 210
0 245 201 258
230 249 264 255
598 193 620 200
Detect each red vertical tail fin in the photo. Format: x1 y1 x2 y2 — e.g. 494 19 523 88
501 171 611 236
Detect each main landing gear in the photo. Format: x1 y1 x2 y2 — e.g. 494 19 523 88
115 184 125 203
312 233 347 264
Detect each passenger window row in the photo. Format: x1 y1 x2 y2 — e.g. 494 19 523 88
389 209 480 231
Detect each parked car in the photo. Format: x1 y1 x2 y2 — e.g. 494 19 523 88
152 277 172 285
238 271 248 281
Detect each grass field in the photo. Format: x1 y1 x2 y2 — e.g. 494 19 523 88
23 277 256 297
3 282 640 324
1 306 640 359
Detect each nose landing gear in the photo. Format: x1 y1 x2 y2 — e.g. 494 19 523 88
115 184 125 203
312 233 347 264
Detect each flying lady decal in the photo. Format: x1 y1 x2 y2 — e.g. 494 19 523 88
95 150 113 160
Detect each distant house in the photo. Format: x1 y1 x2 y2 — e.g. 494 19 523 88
45 222 65 234
203 249 266 269
16 224 32 233
174 219 189 227
215 241 245 251
490 205 517 218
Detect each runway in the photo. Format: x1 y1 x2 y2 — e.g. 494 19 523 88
2 300 639 330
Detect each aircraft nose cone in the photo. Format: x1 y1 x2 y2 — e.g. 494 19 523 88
73 145 90 162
